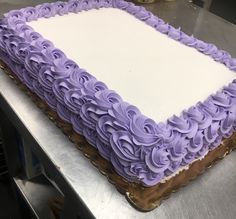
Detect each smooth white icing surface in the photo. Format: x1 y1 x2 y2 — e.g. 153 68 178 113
28 8 235 122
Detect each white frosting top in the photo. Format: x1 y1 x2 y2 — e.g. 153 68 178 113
28 8 235 122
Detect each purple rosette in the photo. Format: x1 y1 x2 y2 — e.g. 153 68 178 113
226 58 236 71
224 82 236 98
195 40 210 53
38 64 56 92
134 7 152 21
156 122 176 144
168 27 181 40
167 136 188 162
110 131 140 162
203 44 218 56
80 100 108 129
69 68 94 88
79 0 110 11
212 50 229 63
92 89 122 111
36 3 56 18
24 51 50 79
16 24 33 37
80 88 122 130
14 43 32 63
204 121 219 144
168 115 198 138
81 78 108 98
110 130 162 185
185 106 212 130
96 115 121 145
67 0 83 13
145 147 170 174
108 102 141 130
130 114 162 146
145 14 160 28
211 92 232 108
32 38 54 51
21 7 38 22
24 29 42 43
52 58 78 79
50 49 66 60
113 0 130 10
196 41 219 56
64 89 89 114
125 2 141 15
0 29 17 52
180 33 197 47
4 10 25 24
101 0 113 8
5 35 25 64
52 78 74 104
156 22 169 34
220 111 234 137
189 130 204 153
54 2 69 15
199 98 226 121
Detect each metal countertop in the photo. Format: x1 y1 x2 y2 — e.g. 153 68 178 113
0 0 236 218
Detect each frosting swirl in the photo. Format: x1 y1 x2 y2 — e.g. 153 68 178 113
145 147 170 174
185 106 212 130
52 78 74 104
69 68 94 88
168 115 198 138
81 78 107 97
96 115 119 144
167 136 188 162
130 114 162 146
64 89 88 114
36 3 56 18
108 102 141 130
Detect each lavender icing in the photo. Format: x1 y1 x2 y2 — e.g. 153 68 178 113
0 0 236 187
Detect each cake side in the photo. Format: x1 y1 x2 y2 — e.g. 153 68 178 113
1 0 236 190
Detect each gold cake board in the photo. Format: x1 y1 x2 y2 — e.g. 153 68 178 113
0 59 235 212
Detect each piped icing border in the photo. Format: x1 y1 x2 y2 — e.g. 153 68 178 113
0 0 236 187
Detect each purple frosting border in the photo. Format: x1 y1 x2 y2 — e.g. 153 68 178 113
0 0 236 186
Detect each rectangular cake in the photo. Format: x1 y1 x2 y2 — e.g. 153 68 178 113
0 0 236 211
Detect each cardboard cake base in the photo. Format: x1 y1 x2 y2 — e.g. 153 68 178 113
1 60 236 212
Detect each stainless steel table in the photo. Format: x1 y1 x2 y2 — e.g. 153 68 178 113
0 1 236 219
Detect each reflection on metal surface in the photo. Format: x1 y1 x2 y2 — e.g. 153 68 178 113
13 174 63 219
193 0 236 24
